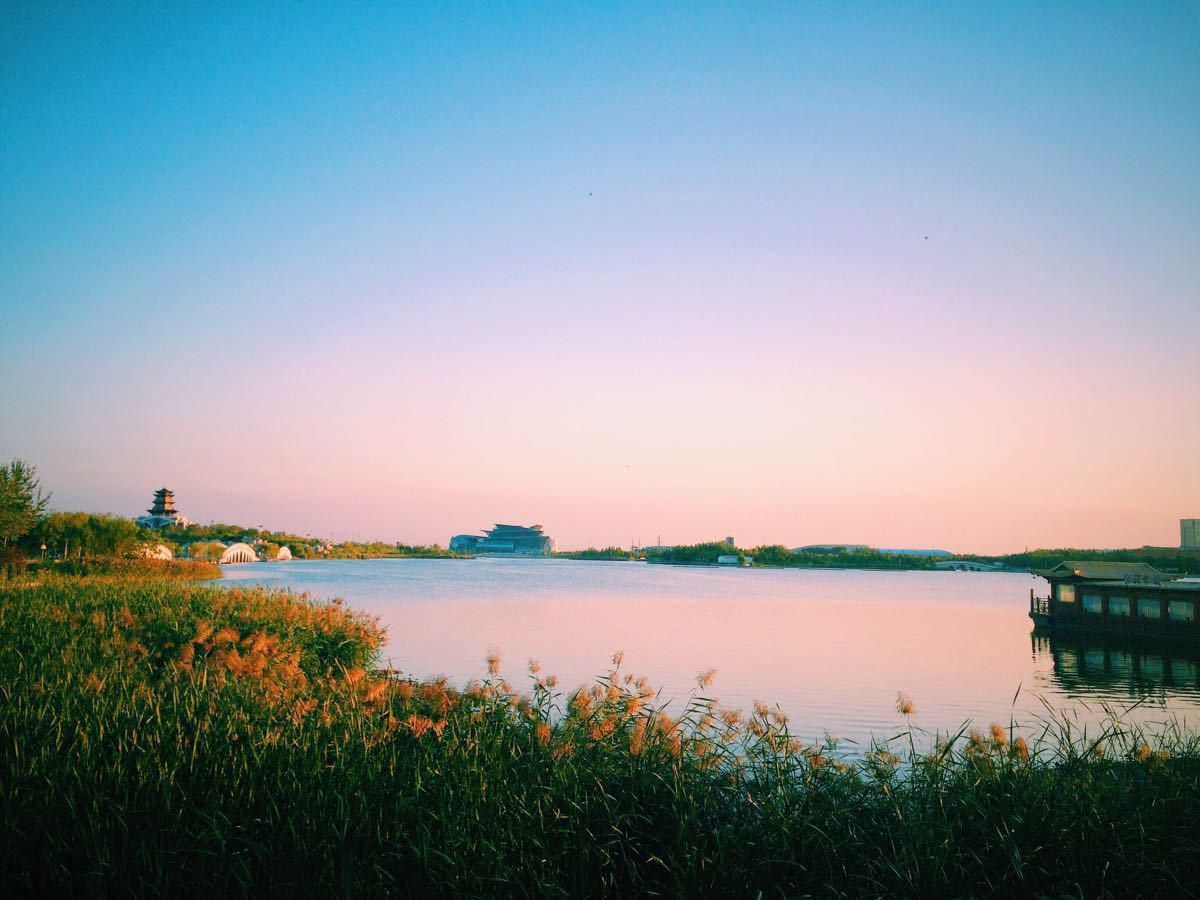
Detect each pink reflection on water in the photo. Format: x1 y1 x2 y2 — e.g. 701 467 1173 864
373 566 1041 745
223 561 1200 750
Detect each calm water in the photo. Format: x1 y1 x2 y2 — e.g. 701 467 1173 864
219 558 1200 750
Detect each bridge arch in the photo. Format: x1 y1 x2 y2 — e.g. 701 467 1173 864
219 543 258 564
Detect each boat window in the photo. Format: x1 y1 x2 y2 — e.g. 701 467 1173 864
1057 584 1075 603
1168 600 1196 622
1082 594 1102 614
1109 596 1131 617
1137 597 1161 619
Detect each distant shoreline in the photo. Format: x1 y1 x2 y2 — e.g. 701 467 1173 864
218 555 1033 574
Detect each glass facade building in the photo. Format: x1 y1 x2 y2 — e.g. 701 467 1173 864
450 524 554 556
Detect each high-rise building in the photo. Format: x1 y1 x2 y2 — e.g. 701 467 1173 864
1183 519 1200 550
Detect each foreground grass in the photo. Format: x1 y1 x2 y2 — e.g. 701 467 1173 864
2 574 1200 897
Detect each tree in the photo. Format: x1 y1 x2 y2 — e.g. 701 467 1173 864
187 541 228 561
32 512 143 560
0 459 49 546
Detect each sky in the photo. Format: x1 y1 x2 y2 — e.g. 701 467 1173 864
1 2 1198 552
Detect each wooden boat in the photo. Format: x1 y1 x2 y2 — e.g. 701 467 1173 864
1029 561 1200 641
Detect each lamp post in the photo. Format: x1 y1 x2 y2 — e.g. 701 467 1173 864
40 543 47 561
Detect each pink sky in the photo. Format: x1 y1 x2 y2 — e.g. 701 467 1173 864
2 4 1198 552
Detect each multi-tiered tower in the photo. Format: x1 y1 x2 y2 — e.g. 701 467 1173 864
136 487 190 529
148 488 176 517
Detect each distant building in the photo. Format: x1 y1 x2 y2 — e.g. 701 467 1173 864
1183 519 1200 550
450 534 481 553
718 554 752 566
794 544 870 553
450 524 554 556
791 544 952 557
136 487 191 530
724 536 735 546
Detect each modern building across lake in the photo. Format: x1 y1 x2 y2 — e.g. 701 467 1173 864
449 524 555 556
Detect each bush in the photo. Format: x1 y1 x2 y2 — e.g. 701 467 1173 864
0 546 26 579
42 557 220 580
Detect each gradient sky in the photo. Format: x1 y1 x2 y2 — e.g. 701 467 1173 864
2 2 1198 552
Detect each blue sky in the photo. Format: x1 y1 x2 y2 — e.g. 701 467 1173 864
2 3 1198 549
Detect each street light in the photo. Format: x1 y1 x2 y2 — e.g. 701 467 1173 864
40 543 47 561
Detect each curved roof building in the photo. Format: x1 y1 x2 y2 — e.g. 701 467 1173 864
451 524 554 556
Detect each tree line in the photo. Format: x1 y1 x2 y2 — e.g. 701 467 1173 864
646 542 939 569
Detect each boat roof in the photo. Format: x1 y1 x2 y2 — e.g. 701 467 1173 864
1033 560 1170 581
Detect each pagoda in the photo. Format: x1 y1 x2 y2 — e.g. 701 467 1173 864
136 487 190 529
149 488 176 517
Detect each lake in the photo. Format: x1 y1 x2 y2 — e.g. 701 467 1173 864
219 558 1200 752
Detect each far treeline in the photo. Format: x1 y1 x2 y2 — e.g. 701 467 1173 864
948 546 1200 574
168 524 458 561
571 542 1200 574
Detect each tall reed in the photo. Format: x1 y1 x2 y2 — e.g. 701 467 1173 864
2 573 1199 897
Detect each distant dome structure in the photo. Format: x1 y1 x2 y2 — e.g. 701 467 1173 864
276 546 292 561
219 543 258 564
139 543 174 560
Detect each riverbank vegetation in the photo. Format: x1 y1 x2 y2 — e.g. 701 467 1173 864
649 541 1200 575
36 557 221 580
960 546 1200 575
556 546 638 560
326 540 459 559
4 571 1200 896
650 542 943 569
160 523 458 560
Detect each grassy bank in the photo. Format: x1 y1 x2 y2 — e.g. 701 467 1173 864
32 556 222 579
3 574 1200 897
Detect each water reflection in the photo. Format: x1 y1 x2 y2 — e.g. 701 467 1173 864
219 559 1200 748
1033 631 1200 697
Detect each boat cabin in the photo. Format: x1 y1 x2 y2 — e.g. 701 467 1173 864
1030 561 1200 639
